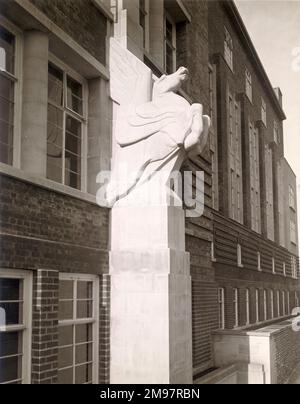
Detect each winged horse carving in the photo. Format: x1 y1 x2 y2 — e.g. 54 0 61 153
106 38 210 206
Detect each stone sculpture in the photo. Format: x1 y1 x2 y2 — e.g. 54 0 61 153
107 38 210 206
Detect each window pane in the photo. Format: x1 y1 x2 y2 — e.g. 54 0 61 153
66 115 81 138
0 26 15 74
59 280 74 300
75 343 92 366
0 278 22 301
59 300 73 321
47 104 63 183
67 76 83 115
75 324 93 344
0 332 22 358
75 363 92 384
59 325 73 347
48 63 63 106
65 133 81 155
58 367 73 384
77 301 93 319
58 346 73 369
0 303 23 326
65 151 81 175
65 170 81 190
0 356 22 384
77 282 93 300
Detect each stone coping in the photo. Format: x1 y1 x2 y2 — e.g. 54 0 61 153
212 316 297 338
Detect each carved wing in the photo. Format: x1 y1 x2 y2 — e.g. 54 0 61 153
110 38 152 106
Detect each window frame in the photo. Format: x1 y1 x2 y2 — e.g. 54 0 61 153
218 288 225 330
290 219 297 245
261 98 267 127
263 289 267 321
245 68 252 102
164 11 177 74
289 185 296 211
0 15 23 169
47 53 88 193
58 273 99 385
224 26 233 71
233 288 239 328
255 289 260 323
246 288 250 325
139 0 150 52
0 269 32 385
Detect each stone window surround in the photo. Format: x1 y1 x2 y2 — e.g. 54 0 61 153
0 15 23 169
0 1 111 205
0 268 33 385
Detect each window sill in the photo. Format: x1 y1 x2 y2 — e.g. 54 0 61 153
0 163 100 207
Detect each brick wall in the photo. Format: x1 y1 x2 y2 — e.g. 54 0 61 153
273 325 300 384
29 0 107 65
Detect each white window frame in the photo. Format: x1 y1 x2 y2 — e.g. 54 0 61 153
218 288 225 330
283 261 286 277
245 68 252 102
263 289 267 321
58 273 99 384
47 54 88 193
261 98 267 126
224 26 233 71
257 252 262 272
246 289 250 325
0 269 32 384
290 220 297 245
270 290 274 319
272 257 276 274
289 185 296 210
237 244 243 268
233 288 239 328
0 16 23 169
255 289 260 323
164 12 177 74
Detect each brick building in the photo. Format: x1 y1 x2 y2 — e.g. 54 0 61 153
0 0 299 384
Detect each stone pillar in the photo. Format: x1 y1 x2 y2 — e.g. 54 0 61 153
88 78 112 195
110 205 193 384
21 31 49 176
31 269 59 384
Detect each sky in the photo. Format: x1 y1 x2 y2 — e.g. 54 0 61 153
235 0 300 229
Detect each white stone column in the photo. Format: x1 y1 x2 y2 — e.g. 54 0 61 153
21 31 49 176
110 205 193 384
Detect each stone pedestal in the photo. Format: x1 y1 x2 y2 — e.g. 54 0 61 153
110 206 193 384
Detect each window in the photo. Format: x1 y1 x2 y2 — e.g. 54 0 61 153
58 274 99 384
47 60 87 191
270 290 274 319
0 21 21 166
218 288 225 330
272 257 276 274
249 122 261 233
255 289 260 323
282 291 286 316
209 64 219 211
224 27 233 70
139 0 149 51
291 256 298 279
261 98 267 126
263 289 267 321
283 262 286 277
233 288 239 328
246 289 250 325
228 90 243 223
164 13 176 74
0 269 32 384
265 146 274 241
273 120 279 144
289 185 296 210
277 290 281 317
245 68 252 102
237 244 243 268
290 220 297 245
287 292 290 315
211 241 216 262
257 252 262 271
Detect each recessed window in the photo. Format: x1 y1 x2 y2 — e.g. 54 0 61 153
237 244 243 267
224 27 233 70
0 269 32 384
282 291 286 316
257 252 262 271
283 262 286 277
246 289 250 325
277 290 281 317
245 68 252 102
263 289 267 321
233 288 239 328
209 64 219 211
218 288 225 330
255 289 260 323
261 98 267 126
249 122 261 233
289 185 296 210
272 257 276 274
0 24 20 166
273 120 279 144
164 13 177 74
290 220 297 245
139 0 149 51
58 274 99 384
291 256 298 279
47 61 87 191
270 290 274 319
